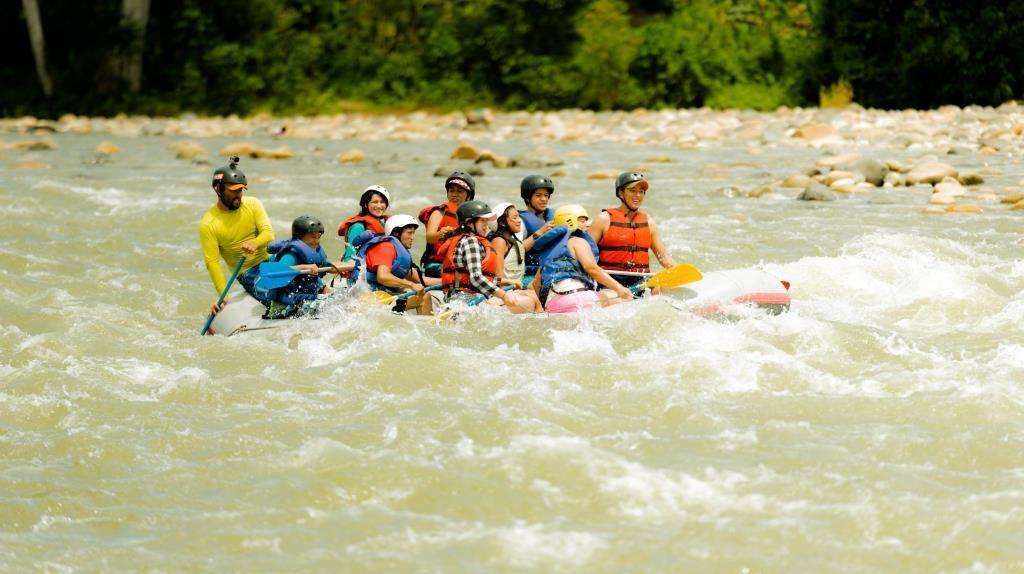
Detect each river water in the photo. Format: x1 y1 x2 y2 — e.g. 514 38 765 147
2 123 1023 572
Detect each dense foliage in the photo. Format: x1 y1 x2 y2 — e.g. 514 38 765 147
2 0 1021 117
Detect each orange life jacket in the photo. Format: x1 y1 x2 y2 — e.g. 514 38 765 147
597 207 651 273
418 201 460 265
440 233 498 293
338 214 385 238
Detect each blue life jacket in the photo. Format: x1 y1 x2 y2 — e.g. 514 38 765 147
539 229 599 305
520 208 553 276
351 235 412 293
256 239 328 305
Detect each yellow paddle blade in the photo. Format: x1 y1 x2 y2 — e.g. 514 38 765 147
643 264 702 290
374 290 397 305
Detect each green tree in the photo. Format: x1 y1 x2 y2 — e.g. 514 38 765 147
574 0 640 109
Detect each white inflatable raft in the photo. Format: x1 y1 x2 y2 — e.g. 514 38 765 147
670 269 790 316
203 269 790 336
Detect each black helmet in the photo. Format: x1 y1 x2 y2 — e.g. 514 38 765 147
615 171 647 191
456 200 495 226
445 171 476 200
520 174 555 203
615 171 648 199
291 215 325 238
212 156 247 188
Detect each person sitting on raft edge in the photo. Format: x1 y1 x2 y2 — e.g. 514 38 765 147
438 200 541 313
531 204 633 314
338 184 391 264
351 214 439 315
199 156 273 315
588 172 677 292
258 216 349 319
419 171 474 279
518 174 558 285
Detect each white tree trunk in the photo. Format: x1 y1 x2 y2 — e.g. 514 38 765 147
120 0 150 93
21 0 53 96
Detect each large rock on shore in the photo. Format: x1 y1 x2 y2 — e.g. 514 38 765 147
220 143 258 157
252 146 294 160
450 143 480 160
95 141 120 155
906 162 958 185
475 150 511 168
168 141 207 160
797 182 835 201
781 174 811 188
845 158 888 186
933 177 966 196
337 148 365 164
794 123 837 140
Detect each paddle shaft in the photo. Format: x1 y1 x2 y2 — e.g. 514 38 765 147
200 256 246 336
609 270 656 277
262 266 334 279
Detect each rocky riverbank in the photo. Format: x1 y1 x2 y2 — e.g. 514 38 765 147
3 105 1024 212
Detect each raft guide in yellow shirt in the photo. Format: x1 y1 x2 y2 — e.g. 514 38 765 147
198 196 274 294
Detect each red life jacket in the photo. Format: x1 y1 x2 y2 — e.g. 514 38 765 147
440 233 498 293
597 207 651 273
418 201 460 265
338 214 385 238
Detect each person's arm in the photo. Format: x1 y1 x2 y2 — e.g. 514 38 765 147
458 237 501 299
277 252 319 275
376 265 423 292
588 211 611 245
647 217 677 269
242 198 274 254
200 223 227 295
523 220 556 252
411 266 441 287
346 222 367 245
425 210 449 243
491 237 509 280
570 237 632 300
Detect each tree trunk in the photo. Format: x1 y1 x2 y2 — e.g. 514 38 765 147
21 0 53 97
120 0 150 93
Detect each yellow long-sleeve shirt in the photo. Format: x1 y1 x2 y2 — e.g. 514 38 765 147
199 196 274 294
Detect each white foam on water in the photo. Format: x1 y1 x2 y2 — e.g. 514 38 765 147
496 522 607 569
289 436 364 469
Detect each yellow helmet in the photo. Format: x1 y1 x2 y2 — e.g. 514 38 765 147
553 204 589 230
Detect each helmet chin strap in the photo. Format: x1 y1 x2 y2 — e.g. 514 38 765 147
617 191 639 216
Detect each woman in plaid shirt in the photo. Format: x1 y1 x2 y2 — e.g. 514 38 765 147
438 200 541 313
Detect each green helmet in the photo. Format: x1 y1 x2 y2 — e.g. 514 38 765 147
212 156 247 188
520 174 555 203
445 171 477 200
456 200 496 226
291 215 324 238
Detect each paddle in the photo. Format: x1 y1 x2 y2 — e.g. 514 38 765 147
200 256 246 336
374 284 441 305
256 261 335 290
630 263 703 294
609 270 655 277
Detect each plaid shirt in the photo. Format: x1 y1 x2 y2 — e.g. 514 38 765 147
452 235 498 298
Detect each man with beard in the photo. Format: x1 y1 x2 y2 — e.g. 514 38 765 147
199 157 274 315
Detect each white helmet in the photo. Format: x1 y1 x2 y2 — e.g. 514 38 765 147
385 214 418 237
361 184 391 206
489 202 516 232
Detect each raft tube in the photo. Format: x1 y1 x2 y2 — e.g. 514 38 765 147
670 269 790 316
205 290 279 336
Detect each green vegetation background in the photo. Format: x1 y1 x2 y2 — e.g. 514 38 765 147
3 0 1023 117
